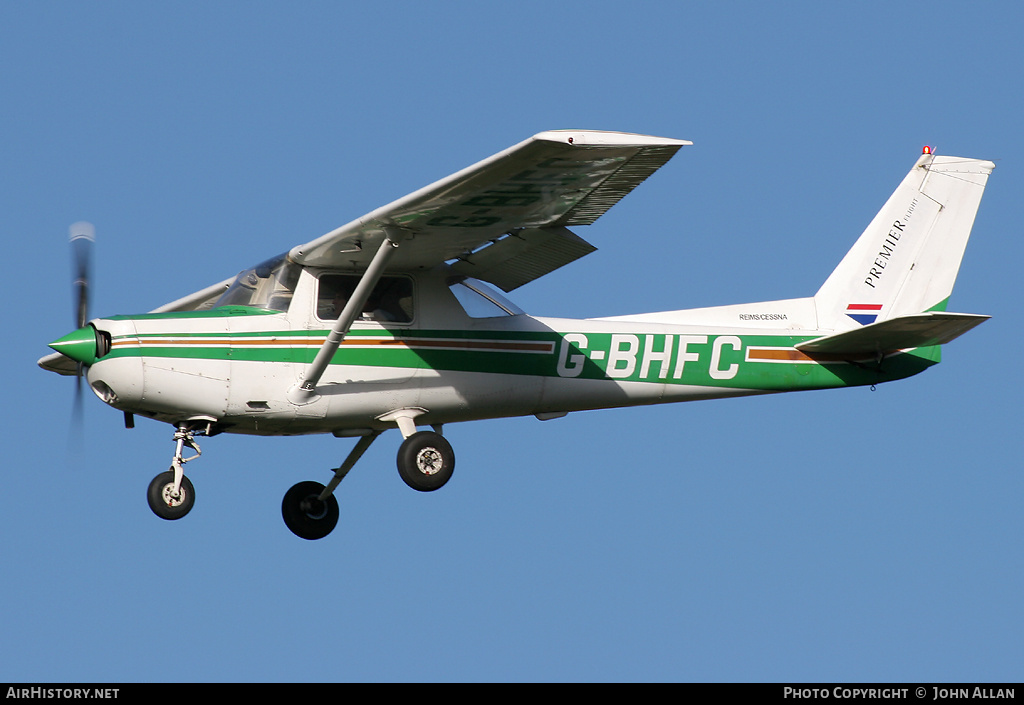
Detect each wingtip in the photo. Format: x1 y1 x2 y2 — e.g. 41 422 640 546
535 130 692 147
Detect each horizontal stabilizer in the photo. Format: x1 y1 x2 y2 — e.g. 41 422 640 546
449 226 596 292
795 312 989 356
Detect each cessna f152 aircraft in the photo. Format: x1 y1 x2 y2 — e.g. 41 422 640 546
40 130 994 539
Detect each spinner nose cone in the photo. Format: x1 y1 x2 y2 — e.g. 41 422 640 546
49 326 98 365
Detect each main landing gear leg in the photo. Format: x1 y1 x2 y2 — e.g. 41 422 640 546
281 431 382 540
147 423 203 520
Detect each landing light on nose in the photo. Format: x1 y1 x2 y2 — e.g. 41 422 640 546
48 326 98 365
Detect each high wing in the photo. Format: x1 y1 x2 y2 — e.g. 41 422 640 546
121 130 690 312
290 130 690 290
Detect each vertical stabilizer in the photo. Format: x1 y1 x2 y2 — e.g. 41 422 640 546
814 152 994 332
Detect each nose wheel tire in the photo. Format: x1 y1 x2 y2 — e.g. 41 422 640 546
397 431 455 492
282 481 340 540
147 470 195 520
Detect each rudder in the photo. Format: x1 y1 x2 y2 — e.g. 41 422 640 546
814 151 994 332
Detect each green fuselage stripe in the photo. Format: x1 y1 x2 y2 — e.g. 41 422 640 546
103 328 938 391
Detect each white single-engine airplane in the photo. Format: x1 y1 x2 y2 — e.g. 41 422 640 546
40 131 994 539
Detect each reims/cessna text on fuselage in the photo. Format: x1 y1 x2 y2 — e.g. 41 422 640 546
40 131 994 539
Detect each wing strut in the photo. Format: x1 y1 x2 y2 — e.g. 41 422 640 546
288 237 399 405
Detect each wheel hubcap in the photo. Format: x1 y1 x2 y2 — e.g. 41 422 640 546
300 495 328 520
415 447 443 475
161 483 186 508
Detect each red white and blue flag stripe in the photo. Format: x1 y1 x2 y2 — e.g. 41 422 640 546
846 303 882 325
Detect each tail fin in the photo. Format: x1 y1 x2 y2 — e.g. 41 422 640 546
814 151 994 332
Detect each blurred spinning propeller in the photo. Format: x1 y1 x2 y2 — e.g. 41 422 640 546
69 221 95 435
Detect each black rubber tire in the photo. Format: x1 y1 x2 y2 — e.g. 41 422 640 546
281 481 339 540
396 431 455 492
147 470 195 520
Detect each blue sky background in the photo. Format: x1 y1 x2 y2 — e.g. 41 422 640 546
3 1 1021 682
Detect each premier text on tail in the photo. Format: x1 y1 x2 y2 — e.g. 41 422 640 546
40 131 994 539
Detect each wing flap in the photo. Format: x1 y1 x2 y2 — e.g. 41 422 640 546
449 226 597 292
795 312 990 356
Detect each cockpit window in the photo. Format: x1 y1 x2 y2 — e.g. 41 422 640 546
214 253 300 312
317 274 413 323
448 277 524 318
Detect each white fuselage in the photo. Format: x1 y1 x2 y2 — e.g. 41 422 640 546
83 264 929 437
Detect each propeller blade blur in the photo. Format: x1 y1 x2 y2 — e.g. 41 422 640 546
68 222 95 446
70 221 94 329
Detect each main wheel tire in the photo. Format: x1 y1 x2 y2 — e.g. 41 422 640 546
147 470 195 520
282 481 339 540
397 431 455 492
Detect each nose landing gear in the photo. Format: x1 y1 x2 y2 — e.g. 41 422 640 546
146 421 207 521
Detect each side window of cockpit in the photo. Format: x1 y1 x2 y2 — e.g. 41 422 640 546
317 276 356 320
317 275 413 323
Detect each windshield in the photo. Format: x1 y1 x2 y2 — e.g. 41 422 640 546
448 277 524 318
214 253 301 312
